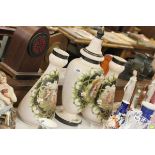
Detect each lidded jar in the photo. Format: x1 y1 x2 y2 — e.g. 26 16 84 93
55 27 105 126
18 48 69 127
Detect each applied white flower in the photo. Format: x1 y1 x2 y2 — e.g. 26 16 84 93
92 106 100 114
31 89 37 96
46 82 53 87
42 74 50 80
75 81 82 89
105 85 110 90
37 97 43 103
74 99 81 106
81 92 86 97
90 69 96 75
50 81 58 89
96 75 100 79
97 99 102 105
32 106 39 114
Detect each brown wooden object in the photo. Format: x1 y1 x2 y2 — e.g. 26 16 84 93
40 32 68 71
0 26 49 79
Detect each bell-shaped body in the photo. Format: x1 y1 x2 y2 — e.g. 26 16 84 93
18 48 69 126
82 55 126 124
63 58 103 114
57 28 105 126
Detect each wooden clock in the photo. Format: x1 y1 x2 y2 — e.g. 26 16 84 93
0 26 49 79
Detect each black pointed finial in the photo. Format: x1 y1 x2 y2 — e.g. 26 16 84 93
96 26 104 39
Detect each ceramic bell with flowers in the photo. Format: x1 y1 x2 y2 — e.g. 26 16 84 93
18 48 69 127
83 54 127 125
55 27 126 126
55 27 105 126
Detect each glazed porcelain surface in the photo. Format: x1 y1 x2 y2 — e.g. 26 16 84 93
59 28 105 125
18 48 69 126
61 27 127 125
105 100 130 129
63 58 102 114
82 55 126 124
121 101 155 129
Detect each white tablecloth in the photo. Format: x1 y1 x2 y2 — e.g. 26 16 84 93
16 116 103 129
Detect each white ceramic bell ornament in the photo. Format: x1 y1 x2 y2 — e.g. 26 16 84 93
55 27 105 126
82 55 126 125
18 48 69 127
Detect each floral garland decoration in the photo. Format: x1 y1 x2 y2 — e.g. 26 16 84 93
93 76 117 121
30 70 59 118
72 68 104 112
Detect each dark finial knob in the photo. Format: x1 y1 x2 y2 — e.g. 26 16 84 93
96 26 104 39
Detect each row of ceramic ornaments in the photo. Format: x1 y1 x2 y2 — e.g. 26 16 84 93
17 47 125 128
17 30 155 129
105 70 155 129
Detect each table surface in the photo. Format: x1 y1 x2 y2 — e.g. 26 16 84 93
16 116 103 129
58 27 155 53
15 103 121 129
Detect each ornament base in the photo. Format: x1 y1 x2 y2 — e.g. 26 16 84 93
55 107 82 126
38 118 57 129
